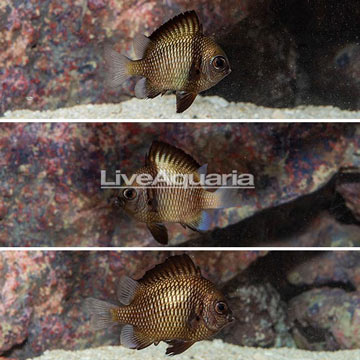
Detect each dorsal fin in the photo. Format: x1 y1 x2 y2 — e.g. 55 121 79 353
145 141 200 174
139 254 201 286
149 11 202 43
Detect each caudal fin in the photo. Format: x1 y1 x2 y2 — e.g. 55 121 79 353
104 45 131 89
213 182 241 209
84 297 118 330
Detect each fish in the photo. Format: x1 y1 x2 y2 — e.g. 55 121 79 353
84 254 234 356
113 141 240 245
104 10 231 113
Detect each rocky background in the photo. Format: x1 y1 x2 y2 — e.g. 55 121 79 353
3 251 360 359
1 122 359 247
1 0 360 115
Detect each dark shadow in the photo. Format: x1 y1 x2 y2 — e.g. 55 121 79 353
205 0 360 110
184 172 360 247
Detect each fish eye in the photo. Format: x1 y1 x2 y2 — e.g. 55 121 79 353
123 188 137 200
215 301 227 314
211 56 227 70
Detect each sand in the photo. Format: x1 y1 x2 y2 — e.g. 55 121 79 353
29 340 360 360
4 95 360 119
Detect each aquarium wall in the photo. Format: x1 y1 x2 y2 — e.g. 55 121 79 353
1 122 359 247
2 251 360 359
2 0 360 116
1 1 360 359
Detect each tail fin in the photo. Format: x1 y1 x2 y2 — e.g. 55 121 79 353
213 182 241 209
84 297 118 330
104 45 131 89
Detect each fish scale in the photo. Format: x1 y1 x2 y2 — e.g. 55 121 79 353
132 164 215 224
112 276 215 341
140 37 199 90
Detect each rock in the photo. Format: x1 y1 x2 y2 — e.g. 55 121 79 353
0 252 73 356
218 276 294 348
337 181 360 222
289 288 360 350
310 43 360 111
287 251 360 290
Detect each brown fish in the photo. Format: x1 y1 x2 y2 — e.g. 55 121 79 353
113 141 240 245
85 254 234 356
104 11 231 113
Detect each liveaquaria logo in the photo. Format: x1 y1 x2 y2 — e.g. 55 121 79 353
100 170 255 189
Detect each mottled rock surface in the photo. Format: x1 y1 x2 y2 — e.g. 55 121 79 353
218 277 294 348
337 181 360 222
289 288 360 350
287 252 360 289
258 252 360 351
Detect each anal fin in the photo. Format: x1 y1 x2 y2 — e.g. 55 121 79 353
166 340 195 356
176 91 197 113
147 223 168 244
135 78 161 99
121 324 153 350
182 210 211 232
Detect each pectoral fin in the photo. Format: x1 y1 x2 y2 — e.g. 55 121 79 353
165 340 196 356
176 91 197 113
188 305 203 329
146 188 159 213
147 223 168 244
